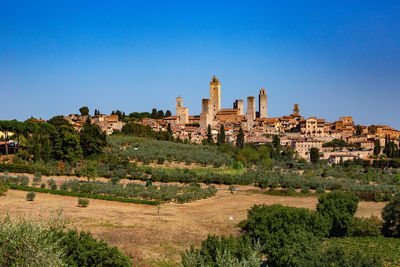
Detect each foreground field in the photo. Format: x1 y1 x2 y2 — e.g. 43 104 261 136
0 189 386 266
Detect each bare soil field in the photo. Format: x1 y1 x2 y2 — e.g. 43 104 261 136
0 189 386 266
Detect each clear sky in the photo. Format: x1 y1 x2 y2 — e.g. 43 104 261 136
1 1 399 128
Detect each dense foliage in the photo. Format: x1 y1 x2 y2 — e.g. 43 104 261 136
316 191 360 237
382 193 400 237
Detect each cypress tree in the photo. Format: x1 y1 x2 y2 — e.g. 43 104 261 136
217 124 225 145
236 128 244 149
207 125 213 144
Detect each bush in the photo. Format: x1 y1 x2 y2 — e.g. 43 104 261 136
382 193 400 237
26 192 36 201
316 187 325 194
51 184 57 190
240 204 330 261
317 191 359 237
350 216 382 237
0 183 9 196
301 187 310 194
40 183 46 188
78 198 89 207
57 230 131 266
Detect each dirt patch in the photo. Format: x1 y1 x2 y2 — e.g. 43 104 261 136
0 189 385 266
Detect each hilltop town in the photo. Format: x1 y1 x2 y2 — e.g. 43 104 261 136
55 75 398 164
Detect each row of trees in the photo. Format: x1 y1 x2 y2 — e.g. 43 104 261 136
0 117 106 162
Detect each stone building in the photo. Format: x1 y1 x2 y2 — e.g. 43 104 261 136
175 97 189 124
258 89 267 118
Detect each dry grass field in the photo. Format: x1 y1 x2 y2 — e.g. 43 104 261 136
0 189 386 266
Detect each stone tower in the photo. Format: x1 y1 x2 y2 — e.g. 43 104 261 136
200 98 212 129
246 96 256 130
210 75 221 118
258 89 267 118
293 104 299 116
233 99 244 115
176 97 188 124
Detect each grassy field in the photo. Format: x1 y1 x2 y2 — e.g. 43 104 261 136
0 189 386 266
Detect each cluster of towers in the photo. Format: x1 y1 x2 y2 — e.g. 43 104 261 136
175 75 269 130
198 75 268 130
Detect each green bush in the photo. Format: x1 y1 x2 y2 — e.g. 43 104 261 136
51 184 57 190
301 187 310 194
40 183 46 188
78 198 89 207
350 216 382 237
317 191 359 237
240 204 330 261
26 192 36 201
0 183 9 196
382 193 400 237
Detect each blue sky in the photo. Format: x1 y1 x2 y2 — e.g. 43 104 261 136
1 1 399 128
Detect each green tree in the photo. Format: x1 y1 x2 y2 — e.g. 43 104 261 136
217 125 225 145
316 191 359 237
81 161 98 181
382 193 400 237
374 139 381 156
157 110 164 119
310 147 320 163
207 125 213 145
151 108 158 119
52 125 83 163
165 110 172 117
79 106 89 116
48 115 73 129
236 128 244 149
80 118 107 156
240 204 330 260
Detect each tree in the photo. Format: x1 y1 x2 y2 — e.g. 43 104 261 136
48 116 73 129
81 161 98 181
157 110 164 119
382 193 400 237
165 110 172 117
151 108 158 119
316 191 359 237
310 147 320 163
217 125 225 145
240 204 330 260
374 139 381 156
236 128 244 149
207 125 213 145
79 106 89 116
52 125 83 163
26 192 36 201
80 118 107 156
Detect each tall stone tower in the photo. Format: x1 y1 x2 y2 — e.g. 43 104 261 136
210 75 221 118
233 99 244 115
258 89 267 118
200 98 212 129
246 96 256 130
293 104 299 116
175 97 188 124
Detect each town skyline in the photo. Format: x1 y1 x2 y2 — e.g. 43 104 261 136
1 1 400 128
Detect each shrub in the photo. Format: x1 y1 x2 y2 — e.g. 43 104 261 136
317 191 359 237
40 183 46 188
240 204 330 261
57 230 131 267
316 187 325 194
301 187 310 194
350 216 382 237
0 183 9 196
26 192 36 201
0 213 65 266
51 184 57 190
78 198 89 207
382 193 400 237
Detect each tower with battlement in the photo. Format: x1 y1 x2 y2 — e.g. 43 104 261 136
175 97 188 124
258 89 267 118
233 99 244 115
246 96 256 130
210 75 221 118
